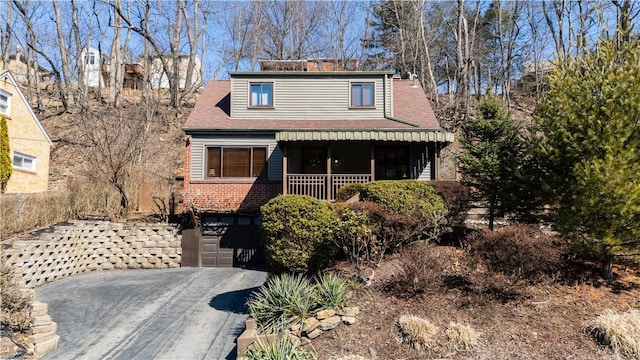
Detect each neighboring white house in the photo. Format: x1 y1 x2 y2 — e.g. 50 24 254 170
80 46 108 88
149 54 202 90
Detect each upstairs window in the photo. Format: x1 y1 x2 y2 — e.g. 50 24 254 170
13 152 36 172
0 90 10 116
207 147 267 178
85 53 95 65
351 82 375 108
249 82 273 107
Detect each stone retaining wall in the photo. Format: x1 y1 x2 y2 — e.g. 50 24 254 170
2 220 182 288
1 220 182 359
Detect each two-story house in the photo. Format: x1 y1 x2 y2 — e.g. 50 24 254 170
1 70 52 193
149 54 202 90
182 61 453 214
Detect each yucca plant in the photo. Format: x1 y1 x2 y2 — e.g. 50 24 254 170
247 273 319 334
315 273 352 311
244 335 316 360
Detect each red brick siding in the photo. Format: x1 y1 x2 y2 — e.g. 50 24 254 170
184 181 281 212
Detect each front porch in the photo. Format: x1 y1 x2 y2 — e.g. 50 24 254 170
280 141 440 201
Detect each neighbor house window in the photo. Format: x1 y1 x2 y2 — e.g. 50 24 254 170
13 152 36 172
85 53 95 65
206 147 267 178
351 82 374 107
249 82 273 107
0 89 10 116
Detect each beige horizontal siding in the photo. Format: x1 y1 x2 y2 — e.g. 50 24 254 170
230 76 386 119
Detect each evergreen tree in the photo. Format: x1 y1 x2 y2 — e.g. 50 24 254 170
535 39 640 276
0 115 11 193
459 96 527 230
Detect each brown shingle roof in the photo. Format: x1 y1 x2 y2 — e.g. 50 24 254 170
183 78 441 131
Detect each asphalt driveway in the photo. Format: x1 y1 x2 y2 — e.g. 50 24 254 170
36 267 267 360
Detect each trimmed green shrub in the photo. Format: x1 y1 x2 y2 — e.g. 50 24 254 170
335 183 365 202
315 273 352 310
358 180 448 245
333 204 377 265
244 335 316 360
247 273 319 334
261 195 338 274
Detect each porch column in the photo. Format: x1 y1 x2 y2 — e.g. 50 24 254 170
282 145 288 195
327 146 332 201
370 145 375 181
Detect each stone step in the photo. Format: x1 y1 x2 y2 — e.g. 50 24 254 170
28 330 57 344
31 301 48 316
32 314 52 327
32 321 57 335
33 334 60 357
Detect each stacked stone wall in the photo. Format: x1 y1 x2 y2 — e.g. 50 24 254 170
2 220 182 288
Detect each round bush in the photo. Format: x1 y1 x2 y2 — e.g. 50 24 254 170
359 180 449 243
260 195 337 274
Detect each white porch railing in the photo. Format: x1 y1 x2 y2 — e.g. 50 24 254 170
287 174 371 201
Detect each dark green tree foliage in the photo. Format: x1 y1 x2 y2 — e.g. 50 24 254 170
0 115 11 193
535 39 640 271
459 96 527 229
260 195 337 274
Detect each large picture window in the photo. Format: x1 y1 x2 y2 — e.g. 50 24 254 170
207 147 267 178
13 152 36 172
350 82 374 108
249 82 273 107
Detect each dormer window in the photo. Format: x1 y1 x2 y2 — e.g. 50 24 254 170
249 82 273 108
350 82 374 108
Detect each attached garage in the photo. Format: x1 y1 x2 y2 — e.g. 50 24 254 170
182 214 265 268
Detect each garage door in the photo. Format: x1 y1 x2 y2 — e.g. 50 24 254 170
200 214 265 268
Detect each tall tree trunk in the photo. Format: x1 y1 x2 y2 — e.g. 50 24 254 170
109 0 123 108
1 4 11 69
72 0 86 107
53 0 72 106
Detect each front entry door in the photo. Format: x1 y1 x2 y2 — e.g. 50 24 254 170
302 147 327 174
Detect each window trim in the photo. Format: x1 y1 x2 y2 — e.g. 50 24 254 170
205 146 268 179
85 53 96 65
350 82 375 109
13 152 36 172
0 89 11 116
248 82 274 108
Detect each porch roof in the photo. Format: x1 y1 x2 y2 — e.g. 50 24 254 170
276 129 454 143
